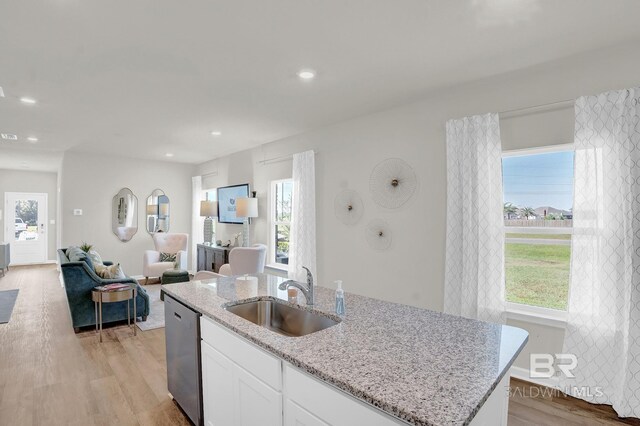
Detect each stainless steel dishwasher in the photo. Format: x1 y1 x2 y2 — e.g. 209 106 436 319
165 294 203 426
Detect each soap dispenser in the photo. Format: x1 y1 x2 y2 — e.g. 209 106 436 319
335 280 345 316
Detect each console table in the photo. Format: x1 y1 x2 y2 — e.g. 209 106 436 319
197 244 231 273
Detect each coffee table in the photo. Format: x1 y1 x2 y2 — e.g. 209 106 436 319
91 286 137 342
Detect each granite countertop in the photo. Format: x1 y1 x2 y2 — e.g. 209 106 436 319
162 274 528 426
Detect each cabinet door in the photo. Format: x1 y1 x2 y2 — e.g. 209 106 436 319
201 342 234 426
197 246 205 271
213 250 225 273
285 399 329 426
234 364 282 426
205 249 215 272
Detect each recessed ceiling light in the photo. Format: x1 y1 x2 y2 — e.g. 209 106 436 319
27 137 38 142
297 69 316 80
211 131 222 136
20 97 37 104
165 153 174 157
1 133 18 140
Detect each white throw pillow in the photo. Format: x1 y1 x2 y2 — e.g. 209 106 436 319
87 250 103 267
95 263 126 279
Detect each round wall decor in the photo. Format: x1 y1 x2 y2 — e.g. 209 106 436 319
334 189 364 226
365 219 392 250
369 158 417 209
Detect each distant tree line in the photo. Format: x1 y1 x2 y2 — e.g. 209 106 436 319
503 202 569 220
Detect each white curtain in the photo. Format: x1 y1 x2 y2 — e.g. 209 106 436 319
288 150 317 283
444 113 505 323
191 175 203 273
561 88 640 416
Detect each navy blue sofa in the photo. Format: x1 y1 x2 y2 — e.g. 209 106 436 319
58 248 150 332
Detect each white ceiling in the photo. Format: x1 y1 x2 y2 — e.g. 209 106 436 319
2 0 640 171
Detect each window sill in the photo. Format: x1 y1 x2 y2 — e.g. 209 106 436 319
506 302 567 329
265 264 289 277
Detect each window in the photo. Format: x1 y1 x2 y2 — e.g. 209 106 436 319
204 190 216 201
269 179 293 268
502 147 574 312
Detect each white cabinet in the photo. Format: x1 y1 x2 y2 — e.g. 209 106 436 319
235 364 282 426
201 341 234 426
283 365 404 426
284 399 329 426
201 317 283 426
200 315 508 426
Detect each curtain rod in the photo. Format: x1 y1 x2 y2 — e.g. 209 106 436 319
258 150 317 165
499 99 574 119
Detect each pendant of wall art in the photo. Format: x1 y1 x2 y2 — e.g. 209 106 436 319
365 219 392 250
369 158 417 209
334 189 364 226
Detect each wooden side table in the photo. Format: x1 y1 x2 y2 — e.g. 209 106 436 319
91 286 137 342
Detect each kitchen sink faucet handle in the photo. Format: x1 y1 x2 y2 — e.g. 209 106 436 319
301 266 313 287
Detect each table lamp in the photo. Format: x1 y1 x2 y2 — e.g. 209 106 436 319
236 197 258 247
200 201 218 245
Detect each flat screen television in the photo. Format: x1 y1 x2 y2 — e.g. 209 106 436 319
217 183 250 224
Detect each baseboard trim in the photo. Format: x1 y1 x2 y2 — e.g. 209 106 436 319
510 366 561 389
9 260 57 266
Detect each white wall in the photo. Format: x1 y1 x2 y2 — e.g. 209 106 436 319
0 169 58 261
197 40 640 370
60 151 195 276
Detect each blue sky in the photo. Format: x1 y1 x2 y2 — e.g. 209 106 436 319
502 151 574 211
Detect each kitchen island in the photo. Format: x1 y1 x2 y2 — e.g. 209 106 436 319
162 274 528 426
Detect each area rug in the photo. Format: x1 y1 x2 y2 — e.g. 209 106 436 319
0 289 19 324
136 285 165 331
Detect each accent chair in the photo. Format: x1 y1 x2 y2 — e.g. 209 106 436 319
218 244 267 276
143 233 189 284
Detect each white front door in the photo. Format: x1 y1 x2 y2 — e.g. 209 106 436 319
4 192 48 264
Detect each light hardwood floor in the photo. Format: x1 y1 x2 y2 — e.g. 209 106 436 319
0 264 189 426
1 264 639 426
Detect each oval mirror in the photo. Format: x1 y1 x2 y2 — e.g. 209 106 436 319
112 188 138 242
146 189 170 234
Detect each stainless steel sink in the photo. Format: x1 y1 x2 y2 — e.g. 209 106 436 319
225 299 340 337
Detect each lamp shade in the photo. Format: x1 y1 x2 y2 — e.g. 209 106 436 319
146 204 158 215
200 200 218 217
236 197 258 218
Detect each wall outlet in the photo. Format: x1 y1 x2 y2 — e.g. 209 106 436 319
50 219 56 225
73 209 83 216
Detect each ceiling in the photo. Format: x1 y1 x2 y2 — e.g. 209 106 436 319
2 0 640 171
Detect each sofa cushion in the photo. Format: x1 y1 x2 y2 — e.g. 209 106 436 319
67 247 83 260
67 247 95 273
87 250 103 268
